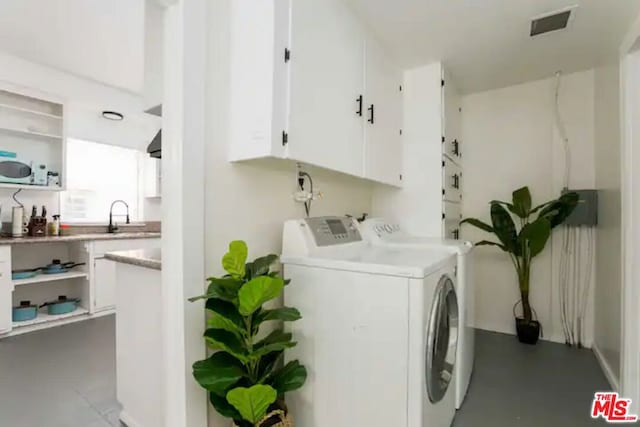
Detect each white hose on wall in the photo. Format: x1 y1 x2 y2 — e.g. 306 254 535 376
554 72 595 347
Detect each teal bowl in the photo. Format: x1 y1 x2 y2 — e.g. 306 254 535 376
41 296 80 315
12 301 38 322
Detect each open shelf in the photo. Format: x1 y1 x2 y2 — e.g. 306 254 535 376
0 126 62 142
0 103 62 120
0 182 62 191
10 307 90 335
13 271 88 287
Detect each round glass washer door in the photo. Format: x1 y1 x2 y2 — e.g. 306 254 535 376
425 275 459 403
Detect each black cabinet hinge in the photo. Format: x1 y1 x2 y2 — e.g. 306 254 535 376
442 160 445 167
441 136 445 143
441 79 445 87
284 48 291 63
442 189 445 196
442 213 446 220
399 85 403 92
282 131 288 146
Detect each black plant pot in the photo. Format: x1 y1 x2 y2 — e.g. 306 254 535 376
515 317 540 345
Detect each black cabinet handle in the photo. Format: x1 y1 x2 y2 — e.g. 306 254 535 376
452 229 460 240
356 95 363 117
452 174 460 189
368 104 375 124
452 139 460 156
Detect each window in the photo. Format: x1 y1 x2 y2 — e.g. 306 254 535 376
60 139 141 223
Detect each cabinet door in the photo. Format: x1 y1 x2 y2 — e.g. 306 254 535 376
288 0 365 176
442 156 462 202
364 39 402 186
442 69 461 159
144 157 161 198
94 258 116 311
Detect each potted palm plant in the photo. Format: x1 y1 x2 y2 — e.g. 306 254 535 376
461 187 578 344
189 241 307 426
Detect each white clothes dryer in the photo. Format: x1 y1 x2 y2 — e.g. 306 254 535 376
359 218 475 409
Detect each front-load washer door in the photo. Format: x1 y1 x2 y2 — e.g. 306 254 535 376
425 275 459 403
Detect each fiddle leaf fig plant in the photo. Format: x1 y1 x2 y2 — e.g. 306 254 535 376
190 241 306 427
461 187 578 323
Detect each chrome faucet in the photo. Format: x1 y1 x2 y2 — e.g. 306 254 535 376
108 200 130 233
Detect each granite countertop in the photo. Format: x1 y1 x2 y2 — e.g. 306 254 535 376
0 232 161 245
104 248 161 270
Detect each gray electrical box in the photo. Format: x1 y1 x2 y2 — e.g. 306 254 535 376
562 189 598 227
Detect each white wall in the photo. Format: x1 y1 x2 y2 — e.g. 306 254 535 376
144 0 165 109
593 62 622 385
461 70 596 344
205 1 373 425
0 0 145 93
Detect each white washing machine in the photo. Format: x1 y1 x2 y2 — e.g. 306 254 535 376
282 216 458 427
358 218 474 410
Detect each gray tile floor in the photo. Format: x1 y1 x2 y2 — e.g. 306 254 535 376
0 318 616 427
0 315 120 427
453 329 614 427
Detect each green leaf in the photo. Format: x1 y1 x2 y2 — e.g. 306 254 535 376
538 192 579 228
490 203 519 255
475 240 508 251
188 277 243 303
255 307 301 325
460 218 494 233
267 360 307 395
193 352 246 396
511 187 532 218
222 241 248 279
206 299 246 338
257 351 283 381
246 254 278 280
204 329 248 363
226 385 278 424
238 276 285 316
520 218 551 258
530 201 552 215
250 330 296 360
210 392 243 420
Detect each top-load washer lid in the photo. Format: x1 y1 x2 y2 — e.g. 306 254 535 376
281 245 455 279
359 218 472 254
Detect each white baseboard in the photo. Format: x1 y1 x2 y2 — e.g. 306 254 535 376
593 344 620 391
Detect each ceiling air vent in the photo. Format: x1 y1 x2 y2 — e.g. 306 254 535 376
530 7 575 37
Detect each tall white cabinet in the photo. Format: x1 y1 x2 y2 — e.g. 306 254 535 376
372 62 463 239
228 0 403 187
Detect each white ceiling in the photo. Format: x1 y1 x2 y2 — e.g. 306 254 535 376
346 0 640 94
0 0 145 93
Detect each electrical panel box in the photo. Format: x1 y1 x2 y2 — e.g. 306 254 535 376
562 189 598 227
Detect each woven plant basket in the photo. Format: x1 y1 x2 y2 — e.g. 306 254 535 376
232 410 293 427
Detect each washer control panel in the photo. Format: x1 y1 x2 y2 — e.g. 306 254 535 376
305 216 361 247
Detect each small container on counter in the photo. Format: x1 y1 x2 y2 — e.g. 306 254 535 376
48 214 61 236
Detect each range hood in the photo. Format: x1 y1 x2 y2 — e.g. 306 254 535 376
146 104 162 159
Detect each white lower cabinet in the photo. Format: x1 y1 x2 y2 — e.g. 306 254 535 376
93 257 117 312
0 238 160 338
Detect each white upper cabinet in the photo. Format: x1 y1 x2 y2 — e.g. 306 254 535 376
228 0 402 184
364 38 402 186
288 0 366 177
